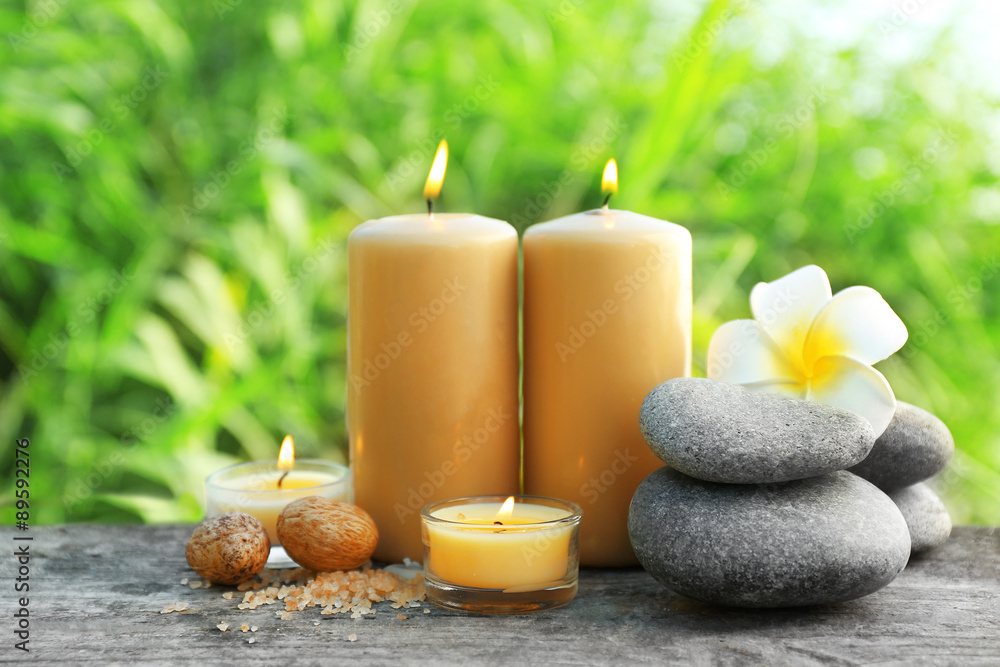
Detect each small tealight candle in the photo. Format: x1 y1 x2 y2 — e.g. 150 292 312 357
204 436 351 567
421 495 582 613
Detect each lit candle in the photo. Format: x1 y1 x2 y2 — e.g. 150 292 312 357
522 160 692 567
421 495 582 613
348 141 520 563
204 436 351 545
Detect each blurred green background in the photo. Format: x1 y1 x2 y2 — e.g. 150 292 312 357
1 0 998 526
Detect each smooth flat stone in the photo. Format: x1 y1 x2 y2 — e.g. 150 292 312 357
889 483 952 554
639 378 876 484
849 402 954 492
628 468 910 608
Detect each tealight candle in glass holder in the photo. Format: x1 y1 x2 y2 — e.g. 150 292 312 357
204 436 351 567
421 495 582 613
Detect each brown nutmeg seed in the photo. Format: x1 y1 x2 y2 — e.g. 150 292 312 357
277 497 378 572
186 512 270 585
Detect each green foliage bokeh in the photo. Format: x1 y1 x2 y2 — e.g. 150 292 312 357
1 0 998 525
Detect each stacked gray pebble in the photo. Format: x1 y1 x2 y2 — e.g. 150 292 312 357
889 483 952 553
628 378 954 608
850 402 955 553
638 378 876 484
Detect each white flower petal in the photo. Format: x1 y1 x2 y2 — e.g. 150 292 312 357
803 286 908 368
807 355 897 437
749 265 832 373
707 320 799 385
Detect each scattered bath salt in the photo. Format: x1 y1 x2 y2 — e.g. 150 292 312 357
248 637 256 644
423 608 431 614
314 621 321 626
396 614 407 619
208 567 424 621
189 580 203 589
348 634 357 642
159 602 188 614
217 623 229 632
180 578 188 585
241 623 249 633
251 626 258 632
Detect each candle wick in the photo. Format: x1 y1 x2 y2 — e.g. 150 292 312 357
277 471 290 489
601 193 612 210
427 198 434 219
493 521 503 526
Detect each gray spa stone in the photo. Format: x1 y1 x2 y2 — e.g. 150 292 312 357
628 468 911 608
849 401 954 492
889 483 952 554
639 378 876 484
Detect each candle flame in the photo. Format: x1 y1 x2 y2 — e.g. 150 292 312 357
423 140 449 201
278 435 295 471
601 158 618 197
496 496 515 520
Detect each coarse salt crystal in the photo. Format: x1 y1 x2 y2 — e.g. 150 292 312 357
217 623 229 632
348 634 357 642
214 566 425 621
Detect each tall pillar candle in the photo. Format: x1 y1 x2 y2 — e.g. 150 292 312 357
522 165 692 566
348 145 520 562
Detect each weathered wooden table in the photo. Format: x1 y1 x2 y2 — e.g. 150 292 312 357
3 525 998 665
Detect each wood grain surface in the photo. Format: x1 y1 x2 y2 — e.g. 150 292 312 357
1 525 997 665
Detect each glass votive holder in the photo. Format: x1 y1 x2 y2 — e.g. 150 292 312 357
204 460 351 568
421 495 583 613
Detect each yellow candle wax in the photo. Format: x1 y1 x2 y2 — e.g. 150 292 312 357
523 197 692 566
348 212 520 562
422 500 578 591
204 461 351 544
349 143 520 562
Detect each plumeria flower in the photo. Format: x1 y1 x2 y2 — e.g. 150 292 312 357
707 265 908 437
